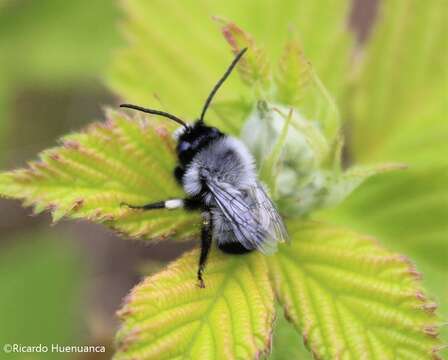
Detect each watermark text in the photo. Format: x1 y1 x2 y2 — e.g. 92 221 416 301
3 343 106 354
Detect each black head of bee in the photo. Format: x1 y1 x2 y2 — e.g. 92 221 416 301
176 122 223 165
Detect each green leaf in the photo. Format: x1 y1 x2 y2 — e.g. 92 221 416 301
114 249 274 359
267 222 441 359
416 259 448 345
363 84 448 168
216 17 271 90
350 0 447 162
321 168 448 270
333 2 448 335
343 100 448 256
274 39 341 145
321 163 407 209
0 111 199 240
107 0 353 133
274 39 312 107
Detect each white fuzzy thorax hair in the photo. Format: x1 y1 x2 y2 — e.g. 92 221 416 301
183 136 256 200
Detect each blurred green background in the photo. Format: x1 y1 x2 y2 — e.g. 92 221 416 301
0 1 194 359
0 0 445 359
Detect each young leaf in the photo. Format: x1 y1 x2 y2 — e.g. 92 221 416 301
215 17 270 90
273 38 341 152
108 0 354 133
115 249 274 360
268 221 441 359
0 111 199 240
321 163 407 209
275 39 312 107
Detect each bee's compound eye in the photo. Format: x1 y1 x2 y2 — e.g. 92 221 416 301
178 141 191 153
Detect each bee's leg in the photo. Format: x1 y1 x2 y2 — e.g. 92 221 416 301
122 197 203 211
121 199 184 210
197 211 212 289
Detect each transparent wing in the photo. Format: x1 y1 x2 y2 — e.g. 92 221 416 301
207 179 287 254
249 182 288 253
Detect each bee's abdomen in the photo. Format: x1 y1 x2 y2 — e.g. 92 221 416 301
218 242 253 255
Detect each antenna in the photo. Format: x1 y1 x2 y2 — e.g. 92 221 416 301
120 104 189 129
199 47 247 123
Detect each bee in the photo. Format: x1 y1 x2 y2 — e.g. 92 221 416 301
120 48 288 288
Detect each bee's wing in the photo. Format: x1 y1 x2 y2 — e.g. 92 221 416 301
207 179 287 254
250 181 288 253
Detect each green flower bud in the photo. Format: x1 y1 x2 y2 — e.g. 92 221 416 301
241 100 331 216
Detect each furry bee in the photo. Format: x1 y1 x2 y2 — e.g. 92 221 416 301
121 48 287 287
